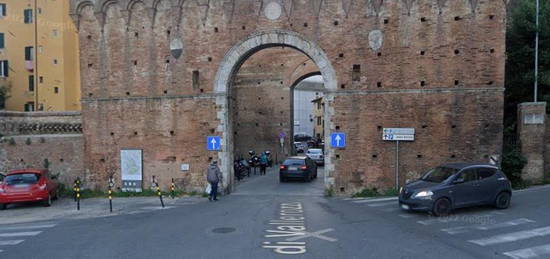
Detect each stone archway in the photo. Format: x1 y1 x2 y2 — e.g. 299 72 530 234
214 29 337 192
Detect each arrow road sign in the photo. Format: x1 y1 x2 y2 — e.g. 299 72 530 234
331 133 346 148
207 136 221 151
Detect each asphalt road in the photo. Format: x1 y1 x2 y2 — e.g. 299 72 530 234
1 167 550 259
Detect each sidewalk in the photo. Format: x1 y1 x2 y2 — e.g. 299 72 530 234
0 195 204 225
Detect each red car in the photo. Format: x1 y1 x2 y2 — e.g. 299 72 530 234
0 169 59 210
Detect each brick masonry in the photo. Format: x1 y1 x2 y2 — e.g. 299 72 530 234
70 0 507 194
517 102 548 183
0 111 85 188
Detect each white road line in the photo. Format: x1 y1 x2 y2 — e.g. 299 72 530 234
503 244 550 259
0 240 25 245
399 214 414 218
343 197 366 201
0 224 56 231
352 197 398 204
367 201 398 207
0 231 42 238
442 218 535 235
469 226 550 246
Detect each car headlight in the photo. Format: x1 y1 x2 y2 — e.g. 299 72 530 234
412 190 433 199
399 187 403 194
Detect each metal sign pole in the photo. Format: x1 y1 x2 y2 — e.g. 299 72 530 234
396 140 400 190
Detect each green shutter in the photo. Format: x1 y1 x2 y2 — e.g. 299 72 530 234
0 33 4 49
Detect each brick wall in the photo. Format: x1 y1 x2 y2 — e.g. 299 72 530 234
0 111 84 188
71 0 507 194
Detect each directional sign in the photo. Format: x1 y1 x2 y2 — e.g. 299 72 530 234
331 133 346 148
383 128 415 135
207 136 221 151
382 128 415 142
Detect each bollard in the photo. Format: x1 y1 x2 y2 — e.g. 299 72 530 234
75 178 81 211
108 176 114 213
153 176 165 208
170 178 176 199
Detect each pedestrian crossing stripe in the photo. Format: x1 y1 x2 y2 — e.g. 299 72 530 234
0 231 42 238
442 218 535 235
469 226 550 246
0 240 24 245
503 244 550 259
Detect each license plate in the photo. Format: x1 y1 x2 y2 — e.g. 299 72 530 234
289 166 298 170
401 204 410 210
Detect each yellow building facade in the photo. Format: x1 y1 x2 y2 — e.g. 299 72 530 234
0 0 80 111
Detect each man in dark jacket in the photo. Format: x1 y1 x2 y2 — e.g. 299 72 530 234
206 161 223 201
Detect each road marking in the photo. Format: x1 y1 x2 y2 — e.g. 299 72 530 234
0 224 56 231
399 214 414 218
469 226 550 246
286 228 338 242
343 198 366 201
417 212 498 226
442 218 535 235
352 197 398 204
0 240 25 245
0 231 42 237
367 201 397 207
503 244 550 259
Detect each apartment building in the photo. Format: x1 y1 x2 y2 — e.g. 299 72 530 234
0 0 80 111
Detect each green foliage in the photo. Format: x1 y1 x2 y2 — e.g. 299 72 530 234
352 187 399 198
324 187 334 197
505 0 550 124
8 138 15 145
25 138 32 145
501 144 528 188
0 81 10 109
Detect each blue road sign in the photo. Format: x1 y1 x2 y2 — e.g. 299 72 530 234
207 136 221 151
331 133 346 148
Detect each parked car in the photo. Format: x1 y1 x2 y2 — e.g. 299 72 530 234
399 163 512 216
306 148 324 166
279 156 318 182
0 173 4 182
0 169 59 210
294 142 308 153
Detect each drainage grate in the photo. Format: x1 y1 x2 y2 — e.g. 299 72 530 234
212 227 236 234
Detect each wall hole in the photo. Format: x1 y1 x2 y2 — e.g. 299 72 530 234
166 59 170 63
334 21 339 26
340 187 345 192
163 90 168 94
214 27 218 33
420 17 426 22
60 158 64 162
487 81 494 85
133 60 138 66
451 125 457 129
192 70 200 89
451 154 456 158
339 53 344 58
336 126 341 130
340 84 346 89
455 80 459 85
420 50 425 55
242 26 246 30
377 52 382 57
420 81 426 87
454 49 460 55
454 16 462 21
422 125 428 128
100 158 105 163
134 131 138 136
200 89 204 93
134 32 139 38
88 63 93 67
352 64 361 81
377 125 382 130
255 123 259 127
417 154 423 158
88 93 93 97
166 30 171 35
170 131 175 136
336 154 340 159
210 128 215 134
110 132 114 136
87 35 92 40
303 23 308 27
490 48 495 53
208 57 212 62
377 82 382 88
126 92 130 96
489 15 494 20
372 154 378 158
384 18 389 24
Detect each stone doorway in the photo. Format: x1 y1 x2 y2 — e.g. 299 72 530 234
213 30 337 193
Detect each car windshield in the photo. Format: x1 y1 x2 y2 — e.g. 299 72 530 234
420 167 457 183
5 173 41 185
284 159 305 166
308 149 322 154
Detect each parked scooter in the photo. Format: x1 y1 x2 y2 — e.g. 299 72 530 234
265 150 273 167
234 157 250 181
248 150 260 175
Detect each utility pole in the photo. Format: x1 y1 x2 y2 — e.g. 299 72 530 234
534 0 539 102
34 0 39 111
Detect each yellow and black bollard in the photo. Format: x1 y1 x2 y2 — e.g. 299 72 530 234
75 178 81 210
153 176 165 208
108 176 114 213
170 178 176 199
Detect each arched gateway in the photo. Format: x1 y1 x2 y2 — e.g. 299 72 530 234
213 30 338 191
71 0 507 195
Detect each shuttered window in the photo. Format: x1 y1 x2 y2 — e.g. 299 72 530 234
25 46 33 61
0 60 8 77
0 33 4 49
24 9 32 24
0 4 6 17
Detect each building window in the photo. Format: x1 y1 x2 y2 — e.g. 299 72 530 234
39 76 43 83
54 87 59 94
0 32 4 49
0 60 8 77
317 117 322 126
24 9 33 24
28 75 34 91
24 102 35 112
25 46 34 61
0 4 6 18
53 59 57 65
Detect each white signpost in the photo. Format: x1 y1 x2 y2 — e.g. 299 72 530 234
383 128 415 190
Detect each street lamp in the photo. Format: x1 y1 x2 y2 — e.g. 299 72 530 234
534 0 540 102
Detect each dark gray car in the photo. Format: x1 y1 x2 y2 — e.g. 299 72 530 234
399 163 512 216
279 156 318 182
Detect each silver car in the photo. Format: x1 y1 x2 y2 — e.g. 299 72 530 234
306 148 324 166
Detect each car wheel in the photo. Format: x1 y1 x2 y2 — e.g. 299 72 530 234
432 198 452 217
280 177 285 183
495 192 511 209
43 194 52 207
0 203 6 210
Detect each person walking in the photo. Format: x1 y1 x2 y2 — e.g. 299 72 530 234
206 161 222 201
260 152 268 175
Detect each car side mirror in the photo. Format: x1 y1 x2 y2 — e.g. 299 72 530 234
453 178 465 184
